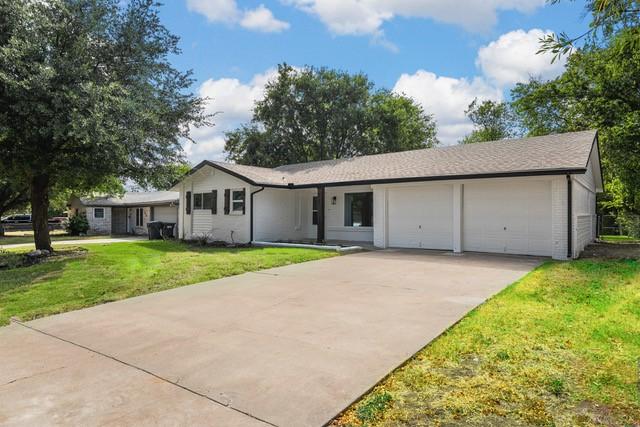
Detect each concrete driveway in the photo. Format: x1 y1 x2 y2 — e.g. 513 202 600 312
0 250 541 427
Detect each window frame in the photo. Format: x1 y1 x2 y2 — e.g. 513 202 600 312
94 208 105 219
193 193 203 210
230 189 245 214
344 192 373 227
312 196 318 225
135 207 144 227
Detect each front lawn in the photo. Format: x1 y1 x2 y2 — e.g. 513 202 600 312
601 234 640 243
0 241 336 326
0 231 104 246
334 259 640 426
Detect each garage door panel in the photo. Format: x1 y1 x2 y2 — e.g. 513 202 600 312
388 185 453 250
463 181 552 256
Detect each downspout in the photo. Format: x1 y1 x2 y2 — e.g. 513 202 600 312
567 175 572 259
250 187 265 243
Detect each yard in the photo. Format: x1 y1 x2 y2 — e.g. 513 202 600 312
0 241 335 326
334 252 640 426
0 230 105 246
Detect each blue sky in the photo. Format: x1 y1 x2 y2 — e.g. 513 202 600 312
157 1 589 164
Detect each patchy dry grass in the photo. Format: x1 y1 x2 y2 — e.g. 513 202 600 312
334 260 640 426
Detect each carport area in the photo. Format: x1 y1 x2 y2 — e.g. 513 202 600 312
0 250 541 427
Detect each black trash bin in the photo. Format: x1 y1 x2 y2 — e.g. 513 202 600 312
147 221 163 240
162 222 176 239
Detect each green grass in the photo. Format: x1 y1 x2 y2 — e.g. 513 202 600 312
600 235 640 243
335 260 640 427
0 240 336 326
0 232 104 246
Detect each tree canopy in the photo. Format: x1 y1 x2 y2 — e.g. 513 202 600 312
224 64 438 167
0 0 208 249
460 99 520 144
513 29 640 212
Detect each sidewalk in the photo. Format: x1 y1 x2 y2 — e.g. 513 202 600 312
0 236 147 249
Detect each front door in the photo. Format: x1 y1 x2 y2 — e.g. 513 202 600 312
111 208 127 234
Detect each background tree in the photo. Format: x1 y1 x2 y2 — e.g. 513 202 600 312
224 64 438 167
460 99 520 144
513 29 640 212
0 177 29 236
0 0 208 250
539 0 640 61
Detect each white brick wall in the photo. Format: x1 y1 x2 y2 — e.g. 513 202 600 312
87 206 111 235
551 177 569 260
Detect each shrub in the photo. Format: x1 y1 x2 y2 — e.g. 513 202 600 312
616 211 640 238
66 214 89 235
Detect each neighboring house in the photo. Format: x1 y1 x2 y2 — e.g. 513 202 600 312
171 130 603 260
68 191 179 235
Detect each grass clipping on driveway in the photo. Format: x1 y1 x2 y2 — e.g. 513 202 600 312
334 260 640 426
0 241 335 326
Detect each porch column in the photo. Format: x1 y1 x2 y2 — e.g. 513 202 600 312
453 183 463 253
317 186 325 243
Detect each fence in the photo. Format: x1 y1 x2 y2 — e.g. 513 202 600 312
598 214 640 237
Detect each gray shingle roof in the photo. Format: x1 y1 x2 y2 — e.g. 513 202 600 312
195 130 597 188
80 191 179 207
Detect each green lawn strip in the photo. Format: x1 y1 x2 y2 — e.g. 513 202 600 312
0 234 104 246
335 260 640 427
0 241 336 326
600 235 640 243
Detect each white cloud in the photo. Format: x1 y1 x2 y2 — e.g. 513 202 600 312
286 0 544 38
240 5 290 32
393 71 502 144
184 69 278 164
186 0 289 33
476 28 566 87
186 0 240 23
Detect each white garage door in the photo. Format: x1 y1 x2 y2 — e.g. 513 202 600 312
463 181 552 256
153 206 178 223
388 184 453 250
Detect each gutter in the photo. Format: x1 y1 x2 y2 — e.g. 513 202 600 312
250 187 265 242
567 174 573 259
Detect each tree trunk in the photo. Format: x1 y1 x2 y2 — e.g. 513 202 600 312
30 174 52 251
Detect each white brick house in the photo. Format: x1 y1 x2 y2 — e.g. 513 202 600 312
172 130 603 260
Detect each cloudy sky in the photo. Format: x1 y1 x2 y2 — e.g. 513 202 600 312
158 0 588 164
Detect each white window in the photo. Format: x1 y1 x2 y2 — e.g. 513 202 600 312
135 208 144 227
231 189 245 214
94 208 105 219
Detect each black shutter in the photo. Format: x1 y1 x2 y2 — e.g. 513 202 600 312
211 190 217 214
224 189 230 215
150 206 154 221
186 192 191 215
241 189 246 215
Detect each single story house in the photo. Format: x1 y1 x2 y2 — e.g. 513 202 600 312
171 130 602 260
68 191 179 235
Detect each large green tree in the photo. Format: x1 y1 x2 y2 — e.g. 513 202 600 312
224 64 438 167
512 29 640 211
460 99 520 144
0 0 208 250
540 0 640 61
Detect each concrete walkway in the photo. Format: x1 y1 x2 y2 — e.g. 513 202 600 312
0 250 541 427
0 236 147 249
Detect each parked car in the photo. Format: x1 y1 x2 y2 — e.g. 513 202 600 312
48 215 69 224
1 214 31 224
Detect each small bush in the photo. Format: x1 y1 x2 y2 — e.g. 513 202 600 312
66 214 89 235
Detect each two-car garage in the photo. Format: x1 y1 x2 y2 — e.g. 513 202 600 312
385 180 553 257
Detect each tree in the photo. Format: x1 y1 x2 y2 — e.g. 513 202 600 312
539 0 640 61
0 177 29 236
460 99 520 144
0 0 208 250
512 30 640 211
224 64 438 167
